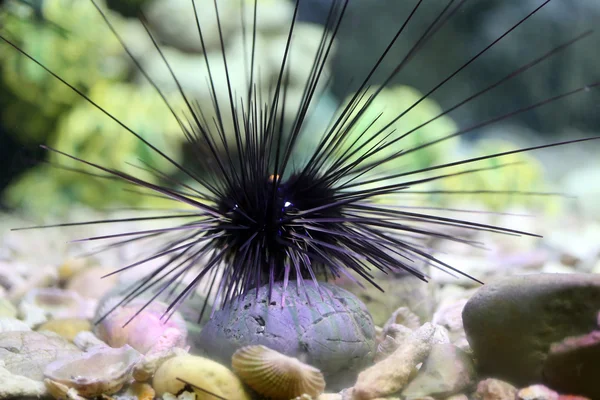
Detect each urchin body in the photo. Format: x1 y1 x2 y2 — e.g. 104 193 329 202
213 172 340 280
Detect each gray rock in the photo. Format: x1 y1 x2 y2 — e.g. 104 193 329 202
197 281 376 390
462 273 600 387
0 330 81 381
0 361 46 399
401 344 476 399
473 378 518 400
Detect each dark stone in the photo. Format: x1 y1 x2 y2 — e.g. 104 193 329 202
462 273 600 387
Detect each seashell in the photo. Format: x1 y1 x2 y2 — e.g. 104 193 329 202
384 324 413 343
73 330 109 351
133 346 187 382
45 379 87 400
383 306 421 332
375 335 400 362
44 344 141 396
232 345 326 400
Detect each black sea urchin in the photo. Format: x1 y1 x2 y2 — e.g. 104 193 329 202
2 0 599 322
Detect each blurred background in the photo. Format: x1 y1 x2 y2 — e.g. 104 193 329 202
0 0 599 218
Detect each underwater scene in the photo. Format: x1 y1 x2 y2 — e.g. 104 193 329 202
0 0 600 399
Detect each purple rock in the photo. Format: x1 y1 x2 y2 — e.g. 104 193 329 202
197 281 376 390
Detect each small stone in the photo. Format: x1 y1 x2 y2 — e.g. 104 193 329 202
445 395 469 400
37 318 92 342
94 299 187 354
401 344 476 399
18 288 92 327
0 360 47 398
0 260 26 292
119 382 156 400
433 299 468 333
517 384 559 400
0 297 17 318
542 330 600 399
473 378 517 400
8 265 58 303
57 259 88 282
0 317 31 333
98 281 210 340
462 273 600 386
152 354 250 399
353 323 449 400
432 299 469 347
66 266 118 300
318 393 343 400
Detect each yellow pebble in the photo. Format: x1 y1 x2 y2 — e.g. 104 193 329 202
38 318 92 342
153 355 251 400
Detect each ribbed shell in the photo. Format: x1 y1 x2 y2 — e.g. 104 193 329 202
232 345 325 400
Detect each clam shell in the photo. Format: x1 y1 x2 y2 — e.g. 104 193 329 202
232 345 325 399
44 345 141 396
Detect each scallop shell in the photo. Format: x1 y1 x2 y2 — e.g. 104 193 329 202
232 345 325 399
